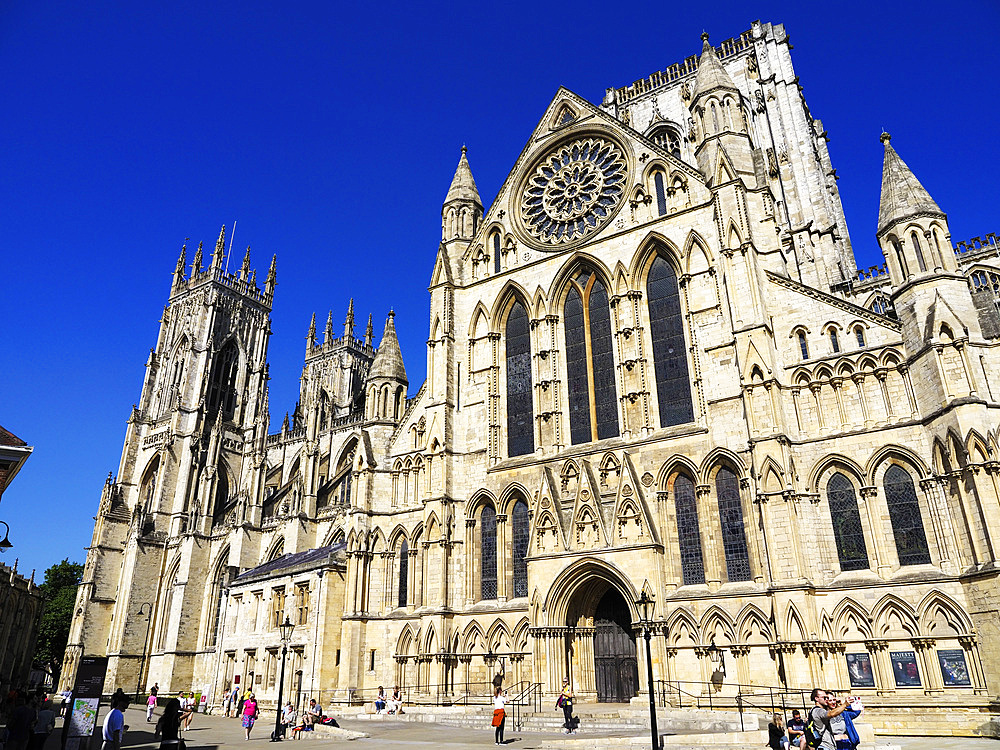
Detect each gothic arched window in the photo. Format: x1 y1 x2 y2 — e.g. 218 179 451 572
565 270 619 444
647 256 694 427
506 301 534 457
716 467 751 582
397 540 408 608
206 554 232 647
673 474 705 585
207 340 239 420
653 171 667 216
855 326 866 348
493 232 501 274
797 331 809 360
480 504 497 599
883 465 931 566
827 473 869 571
212 466 233 523
511 500 529 598
829 329 840 353
891 238 909 278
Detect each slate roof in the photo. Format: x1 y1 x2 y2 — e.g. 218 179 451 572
0 425 28 447
234 543 345 584
877 134 945 235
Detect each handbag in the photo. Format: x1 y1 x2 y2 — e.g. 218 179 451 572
556 695 565 708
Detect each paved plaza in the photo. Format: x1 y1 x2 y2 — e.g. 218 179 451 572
47 706 992 750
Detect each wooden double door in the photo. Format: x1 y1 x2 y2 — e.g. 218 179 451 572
593 589 638 702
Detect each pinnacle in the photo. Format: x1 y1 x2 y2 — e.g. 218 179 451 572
692 31 739 99
444 146 483 207
877 135 945 235
368 311 408 385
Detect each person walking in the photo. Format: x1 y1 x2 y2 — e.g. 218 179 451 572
228 686 240 718
491 687 508 745
241 693 259 740
101 696 129 750
146 692 158 722
154 698 183 750
29 699 56 750
557 679 576 734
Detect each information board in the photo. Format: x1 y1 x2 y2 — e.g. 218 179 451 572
845 652 876 688
890 650 921 687
62 656 109 750
937 649 972 687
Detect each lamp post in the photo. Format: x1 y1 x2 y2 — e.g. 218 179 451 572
706 638 726 675
134 603 153 702
636 591 658 750
271 617 294 742
0 520 13 550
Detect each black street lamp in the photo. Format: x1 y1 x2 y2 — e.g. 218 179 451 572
134 603 153 702
270 617 295 742
0 520 13 550
636 591 658 750
706 638 726 675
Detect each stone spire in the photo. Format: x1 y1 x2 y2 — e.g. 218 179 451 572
368 311 408 385
192 241 204 274
343 298 355 339
324 310 334 344
211 225 226 269
265 254 277 296
174 244 187 283
365 313 374 348
306 312 316 351
443 146 483 208
691 33 739 98
240 246 251 280
877 133 946 235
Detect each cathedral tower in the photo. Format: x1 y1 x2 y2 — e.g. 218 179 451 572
61 228 275 693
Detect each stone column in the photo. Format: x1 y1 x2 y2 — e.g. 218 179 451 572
911 637 941 695
919 477 957 573
865 640 893 695
958 634 989 695
496 514 508 601
575 627 596 694
696 484 722 588
464 519 476 606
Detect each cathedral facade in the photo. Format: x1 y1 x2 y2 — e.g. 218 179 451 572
63 21 1000 733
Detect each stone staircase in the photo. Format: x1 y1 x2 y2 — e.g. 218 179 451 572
337 702 767 747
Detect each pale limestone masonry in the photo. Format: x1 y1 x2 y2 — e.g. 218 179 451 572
63 21 1000 737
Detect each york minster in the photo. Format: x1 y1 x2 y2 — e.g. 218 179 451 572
62 20 1000 735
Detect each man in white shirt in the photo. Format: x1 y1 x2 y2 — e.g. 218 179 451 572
102 696 129 750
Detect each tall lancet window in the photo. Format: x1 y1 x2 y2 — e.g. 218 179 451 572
647 256 694 427
397 540 408 608
493 232 501 274
505 300 534 457
827 473 869 571
480 504 497 600
716 467 751 582
511 499 529 598
884 465 931 566
207 340 239 420
653 172 667 216
673 474 705 585
565 270 619 444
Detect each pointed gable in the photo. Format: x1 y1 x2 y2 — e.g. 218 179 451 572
444 146 483 208
877 133 945 235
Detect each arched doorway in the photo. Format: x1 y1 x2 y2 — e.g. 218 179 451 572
593 589 638 702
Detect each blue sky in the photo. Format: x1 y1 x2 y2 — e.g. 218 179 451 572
2 0 998 578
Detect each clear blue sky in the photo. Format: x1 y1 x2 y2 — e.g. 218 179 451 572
2 0 998 578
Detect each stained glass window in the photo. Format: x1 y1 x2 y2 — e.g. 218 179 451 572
716 467 752 582
647 256 694 427
827 473 869 571
397 540 408 608
565 271 620 444
855 327 865 348
512 500 529 598
673 475 705 585
653 172 667 216
830 329 840 353
883 466 931 566
798 331 809 360
506 301 534 457
481 504 497 599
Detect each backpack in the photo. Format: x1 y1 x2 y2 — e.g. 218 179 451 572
803 707 829 748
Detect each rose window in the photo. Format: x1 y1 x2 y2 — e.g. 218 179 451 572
520 136 627 246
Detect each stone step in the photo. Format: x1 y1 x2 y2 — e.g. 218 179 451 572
535 729 768 749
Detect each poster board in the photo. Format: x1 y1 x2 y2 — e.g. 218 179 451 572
937 649 972 687
62 656 109 750
890 650 921 687
845 652 876 688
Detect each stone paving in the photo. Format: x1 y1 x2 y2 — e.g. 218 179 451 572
47 706 1000 750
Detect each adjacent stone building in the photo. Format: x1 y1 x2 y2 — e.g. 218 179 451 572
63 21 1000 735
